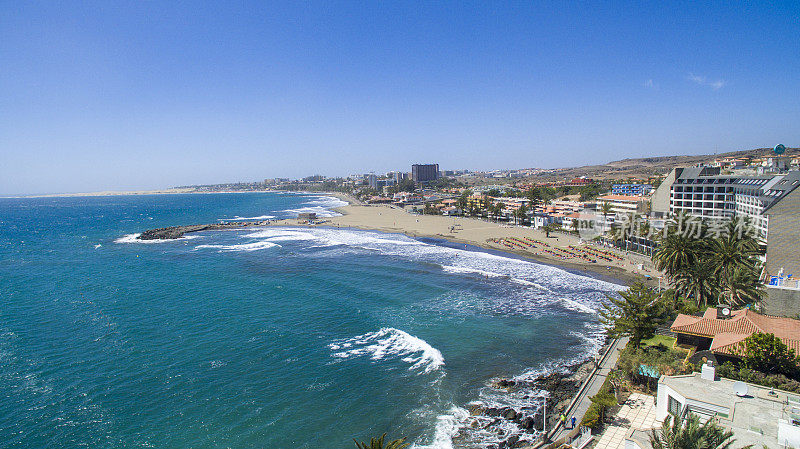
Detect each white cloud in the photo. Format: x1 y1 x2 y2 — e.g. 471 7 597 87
688 73 726 90
643 79 656 89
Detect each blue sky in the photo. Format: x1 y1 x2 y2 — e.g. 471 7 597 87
1 1 798 194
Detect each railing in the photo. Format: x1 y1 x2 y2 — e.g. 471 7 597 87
530 337 624 448
768 277 800 290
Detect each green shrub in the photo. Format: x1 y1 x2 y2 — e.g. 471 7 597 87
581 403 601 429
618 344 689 384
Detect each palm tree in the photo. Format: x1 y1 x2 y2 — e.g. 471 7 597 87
483 196 493 219
722 266 764 307
354 434 409 449
516 204 528 226
650 414 747 449
706 223 760 292
600 202 613 233
493 202 505 222
456 194 468 216
674 260 720 307
652 232 704 281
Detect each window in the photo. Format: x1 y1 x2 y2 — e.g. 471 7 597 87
668 395 682 416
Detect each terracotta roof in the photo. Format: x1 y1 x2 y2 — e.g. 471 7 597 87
671 308 800 357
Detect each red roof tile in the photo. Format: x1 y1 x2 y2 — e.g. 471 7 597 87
671 308 800 357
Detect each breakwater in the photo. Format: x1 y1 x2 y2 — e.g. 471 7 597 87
137 221 269 240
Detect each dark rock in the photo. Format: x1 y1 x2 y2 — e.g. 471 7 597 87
502 408 517 420
494 378 516 388
505 435 519 447
137 221 267 240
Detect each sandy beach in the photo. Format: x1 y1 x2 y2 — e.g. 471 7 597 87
276 198 660 286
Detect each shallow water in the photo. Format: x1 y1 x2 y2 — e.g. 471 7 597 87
0 192 620 448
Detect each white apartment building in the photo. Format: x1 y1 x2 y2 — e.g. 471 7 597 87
596 194 650 217
668 166 738 218
658 166 800 244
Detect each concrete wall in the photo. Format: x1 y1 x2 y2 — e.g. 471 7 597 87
650 169 677 217
761 286 800 317
765 186 800 279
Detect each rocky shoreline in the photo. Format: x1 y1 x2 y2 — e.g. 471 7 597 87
136 221 270 240
455 344 604 449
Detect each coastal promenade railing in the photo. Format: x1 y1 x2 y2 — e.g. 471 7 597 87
530 336 625 449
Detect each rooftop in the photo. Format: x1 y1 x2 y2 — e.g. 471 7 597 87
660 372 800 448
670 308 800 356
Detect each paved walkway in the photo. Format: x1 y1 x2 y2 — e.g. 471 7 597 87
594 393 658 449
548 336 629 444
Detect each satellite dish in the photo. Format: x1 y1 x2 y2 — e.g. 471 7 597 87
722 307 731 316
734 381 749 397
774 144 786 155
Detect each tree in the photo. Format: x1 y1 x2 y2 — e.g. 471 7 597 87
493 202 505 222
673 260 720 308
707 220 761 305
650 414 745 449
527 188 542 214
482 196 492 218
543 222 558 238
456 193 469 216
515 204 528 226
397 178 416 193
571 217 580 234
354 434 409 449
589 390 618 424
600 202 613 233
652 232 703 281
739 332 799 377
722 266 764 307
599 282 665 348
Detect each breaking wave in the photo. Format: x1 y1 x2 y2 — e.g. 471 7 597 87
411 407 470 449
283 195 348 218
218 215 276 221
194 241 280 252
329 328 444 375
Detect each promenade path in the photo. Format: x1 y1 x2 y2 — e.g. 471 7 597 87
542 335 629 446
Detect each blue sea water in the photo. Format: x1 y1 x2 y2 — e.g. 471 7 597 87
0 192 621 449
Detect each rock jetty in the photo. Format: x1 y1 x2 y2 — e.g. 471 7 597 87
137 221 270 240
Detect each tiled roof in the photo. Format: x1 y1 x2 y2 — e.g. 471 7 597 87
671 308 800 357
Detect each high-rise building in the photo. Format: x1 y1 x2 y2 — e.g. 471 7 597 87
412 164 439 183
653 165 800 244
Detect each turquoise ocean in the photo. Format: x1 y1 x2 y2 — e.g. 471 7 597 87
0 192 621 449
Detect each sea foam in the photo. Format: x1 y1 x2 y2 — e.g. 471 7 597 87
218 215 276 221
329 327 444 375
194 241 280 252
